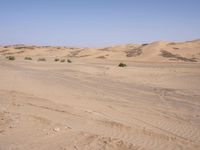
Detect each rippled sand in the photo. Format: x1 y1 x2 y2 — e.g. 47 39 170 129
0 59 200 150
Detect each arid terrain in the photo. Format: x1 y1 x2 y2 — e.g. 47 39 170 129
0 40 200 150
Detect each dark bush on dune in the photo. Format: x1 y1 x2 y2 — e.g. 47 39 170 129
67 59 72 63
54 58 60 62
118 63 127 67
24 57 32 60
6 56 15 60
38 58 46 61
60 59 66 62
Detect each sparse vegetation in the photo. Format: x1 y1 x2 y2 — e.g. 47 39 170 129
96 56 106 59
98 47 110 51
67 59 72 63
160 50 197 62
54 58 60 62
142 43 148 46
14 46 34 50
38 58 46 61
118 63 127 67
60 59 66 62
24 57 32 60
0 50 9 53
168 42 176 45
68 50 82 57
126 48 143 57
6 56 15 60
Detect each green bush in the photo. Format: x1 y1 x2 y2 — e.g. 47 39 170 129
60 59 66 62
6 56 15 60
54 58 60 62
118 63 127 67
38 58 46 61
67 59 72 63
24 57 32 60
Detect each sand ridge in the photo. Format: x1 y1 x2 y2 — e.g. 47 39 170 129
0 39 200 63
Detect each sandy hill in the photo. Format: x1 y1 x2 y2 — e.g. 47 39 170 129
0 39 200 62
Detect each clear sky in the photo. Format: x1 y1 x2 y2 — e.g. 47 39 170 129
0 0 200 47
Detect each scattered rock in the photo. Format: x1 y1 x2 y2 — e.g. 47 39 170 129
65 126 71 129
9 124 15 129
53 128 60 132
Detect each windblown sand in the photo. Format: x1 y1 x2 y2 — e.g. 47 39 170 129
0 40 200 150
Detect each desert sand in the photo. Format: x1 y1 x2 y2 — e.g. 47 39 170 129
0 40 200 150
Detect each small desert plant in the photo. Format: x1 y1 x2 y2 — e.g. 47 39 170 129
6 56 15 60
60 59 66 62
142 43 148 46
24 57 32 60
38 58 46 61
54 58 60 62
67 59 72 63
118 63 127 67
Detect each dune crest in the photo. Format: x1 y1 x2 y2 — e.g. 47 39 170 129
0 39 200 63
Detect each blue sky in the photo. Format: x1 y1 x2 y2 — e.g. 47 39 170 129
0 0 200 47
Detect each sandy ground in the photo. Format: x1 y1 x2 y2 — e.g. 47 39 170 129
0 40 200 149
0 58 200 150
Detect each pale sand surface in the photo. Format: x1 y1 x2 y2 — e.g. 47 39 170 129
0 40 200 150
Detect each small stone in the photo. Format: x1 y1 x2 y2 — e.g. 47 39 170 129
9 125 15 129
53 128 60 132
64 126 71 129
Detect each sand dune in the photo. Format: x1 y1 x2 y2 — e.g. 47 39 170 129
0 39 200 63
0 40 200 150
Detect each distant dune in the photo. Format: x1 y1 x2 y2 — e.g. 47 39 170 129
0 39 200 63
